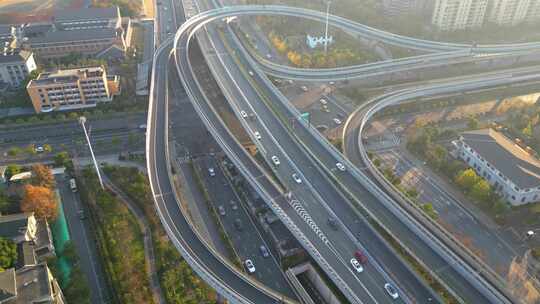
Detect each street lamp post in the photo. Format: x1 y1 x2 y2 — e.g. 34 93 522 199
79 116 104 189
324 1 331 55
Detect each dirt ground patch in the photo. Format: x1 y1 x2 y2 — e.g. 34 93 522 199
0 0 83 23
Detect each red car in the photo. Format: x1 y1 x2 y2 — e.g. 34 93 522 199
354 250 368 264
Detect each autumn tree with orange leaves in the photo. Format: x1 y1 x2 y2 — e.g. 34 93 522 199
21 185 57 221
30 164 55 189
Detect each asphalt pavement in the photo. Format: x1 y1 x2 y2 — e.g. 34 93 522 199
55 174 109 304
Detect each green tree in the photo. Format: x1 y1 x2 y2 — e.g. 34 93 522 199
467 116 479 129
4 164 21 180
455 169 480 191
54 152 70 167
7 147 21 157
470 180 492 202
0 238 17 271
111 136 121 147
425 144 448 170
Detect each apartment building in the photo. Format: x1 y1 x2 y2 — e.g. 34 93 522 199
27 66 120 113
382 0 431 16
53 7 122 31
0 49 37 88
453 129 540 206
432 0 489 30
488 0 540 25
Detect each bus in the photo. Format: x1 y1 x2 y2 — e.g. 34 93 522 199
69 178 77 192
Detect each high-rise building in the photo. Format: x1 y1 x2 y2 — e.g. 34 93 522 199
382 0 430 16
26 66 120 113
488 0 540 25
432 0 489 31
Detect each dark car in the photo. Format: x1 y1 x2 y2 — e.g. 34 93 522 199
354 250 368 264
327 217 338 230
234 219 243 231
259 245 270 258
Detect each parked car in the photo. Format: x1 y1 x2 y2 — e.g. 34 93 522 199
240 110 248 118
350 258 364 273
248 70 254 76
271 156 280 166
244 259 256 273
333 118 342 125
35 146 44 153
253 131 261 140
320 98 328 105
208 167 216 177
384 283 399 300
301 86 308 92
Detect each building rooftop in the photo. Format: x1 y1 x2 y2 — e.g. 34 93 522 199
0 213 33 240
27 28 117 45
31 66 105 86
54 7 120 22
17 242 37 269
0 49 32 64
0 268 16 303
15 264 53 304
0 25 13 37
461 128 540 189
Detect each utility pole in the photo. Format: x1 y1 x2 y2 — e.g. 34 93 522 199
79 116 104 189
324 1 331 55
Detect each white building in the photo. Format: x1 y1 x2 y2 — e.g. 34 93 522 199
0 49 37 88
453 129 540 206
432 0 489 31
488 0 540 25
382 0 431 16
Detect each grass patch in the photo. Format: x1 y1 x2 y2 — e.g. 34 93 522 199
102 166 217 304
79 167 153 304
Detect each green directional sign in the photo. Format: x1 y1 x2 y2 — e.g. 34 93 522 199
300 112 310 123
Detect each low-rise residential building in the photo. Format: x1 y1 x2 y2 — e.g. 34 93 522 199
53 7 122 31
0 263 65 304
0 212 55 259
453 128 540 205
27 66 120 113
0 25 15 47
0 49 37 88
22 28 125 59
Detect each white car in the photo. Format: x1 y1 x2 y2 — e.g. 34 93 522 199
266 54 272 59
350 258 364 273
35 146 44 153
319 98 328 105
240 110 248 118
271 156 280 166
245 259 256 273
208 168 215 177
333 118 342 125
336 162 346 171
384 283 399 300
301 86 308 92
292 173 302 184
253 131 261 140
248 70 254 76
287 79 294 84
329 81 335 85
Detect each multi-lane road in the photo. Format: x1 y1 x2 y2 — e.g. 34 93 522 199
145 1 540 303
